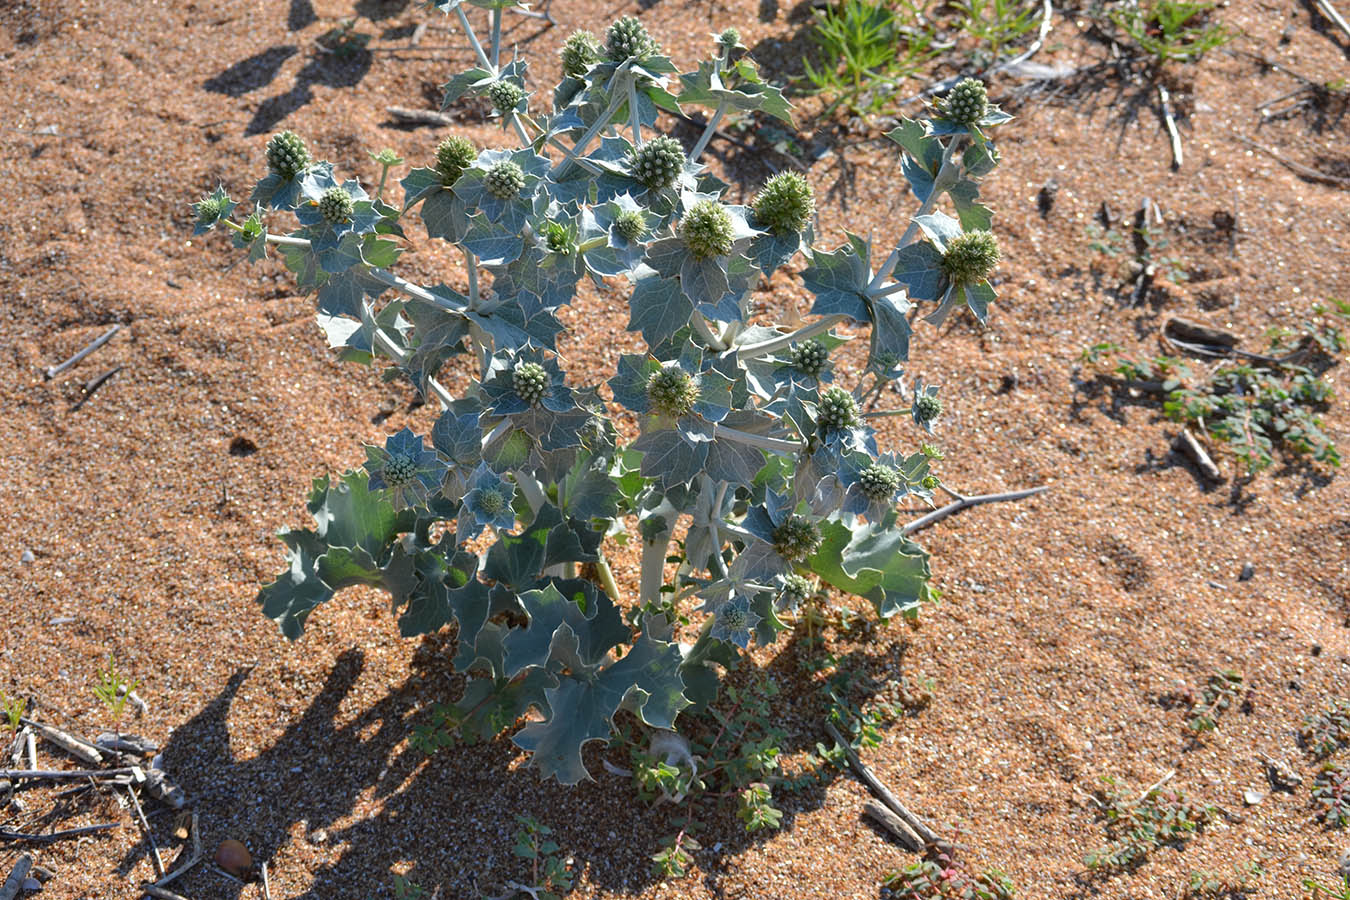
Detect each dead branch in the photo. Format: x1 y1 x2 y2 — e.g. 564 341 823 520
20 717 104 766
1175 430 1223 482
824 720 943 846
0 855 32 900
1236 135 1350 186
901 485 1051 536
0 823 118 843
154 811 201 889
0 767 141 781
43 324 122 380
386 105 455 127
127 786 166 878
261 861 272 900
863 799 924 851
1313 0 1350 40
141 886 191 900
1158 84 1183 170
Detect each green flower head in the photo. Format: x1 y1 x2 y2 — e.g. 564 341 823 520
817 386 859 431
790 339 828 377
939 78 989 125
772 515 821 564
266 130 311 179
435 136 476 186
477 486 506 516
779 573 813 607
543 221 577 256
606 15 659 62
513 361 549 407
920 474 940 491
752 172 814 236
717 27 741 48
485 160 526 199
647 365 698 418
857 463 901 501
940 230 1000 283
614 208 648 242
628 136 684 191
560 30 603 78
487 80 525 113
914 393 943 424
679 200 734 260
317 186 354 224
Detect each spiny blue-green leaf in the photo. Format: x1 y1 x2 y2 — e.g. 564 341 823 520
503 583 629 677
258 529 333 640
400 553 491 639
627 274 693 346
420 188 473 243
633 426 708 488
484 504 603 591
442 66 495 107
802 243 871 322
887 242 946 303
808 515 932 619
450 667 556 744
950 179 993 233
311 470 407 558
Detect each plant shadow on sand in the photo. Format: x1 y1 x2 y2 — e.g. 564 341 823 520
147 620 926 897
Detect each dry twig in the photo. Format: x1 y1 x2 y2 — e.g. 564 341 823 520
128 785 166 878
824 720 942 846
1312 0 1350 40
20 718 104 766
0 855 32 900
43 324 122 380
901 485 1051 536
1236 135 1350 186
1158 84 1183 170
0 823 118 843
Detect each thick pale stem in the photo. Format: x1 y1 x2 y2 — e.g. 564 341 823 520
639 531 671 608
690 313 728 351
628 79 643 146
735 313 848 360
462 247 480 307
710 423 802 454
490 7 502 69
595 554 622 602
520 113 603 175
513 470 547 513
868 139 962 291
689 100 728 163
552 95 624 178
454 5 493 71
509 111 531 147
364 306 456 409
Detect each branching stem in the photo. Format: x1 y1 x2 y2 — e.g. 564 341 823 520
868 138 962 292
689 99 729 163
735 314 849 360
454 5 493 71
552 94 624 178
710 424 802 454
900 484 1050 536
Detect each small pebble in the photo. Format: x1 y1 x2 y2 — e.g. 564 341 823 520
1206 580 1227 591
1242 788 1265 806
1239 561 1255 581
20 550 34 563
21 877 41 892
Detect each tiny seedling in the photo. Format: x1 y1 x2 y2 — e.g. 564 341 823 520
91 653 143 728
803 0 941 115
1181 860 1263 897
1185 669 1243 734
882 845 1016 899
1085 776 1215 870
951 0 1044 67
0 689 25 734
1302 699 1350 759
1108 0 1233 65
504 815 574 900
1313 762 1350 828
391 874 424 899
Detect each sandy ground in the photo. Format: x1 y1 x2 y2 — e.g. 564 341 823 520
1 0 1349 897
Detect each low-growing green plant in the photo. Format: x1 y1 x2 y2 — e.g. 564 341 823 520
391 874 424 899
1302 699 1350 759
191 3 1014 790
950 0 1044 67
1181 860 1263 897
1107 0 1233 64
1313 762 1350 828
1306 872 1350 899
1185 669 1243 734
882 846 1016 899
91 653 142 729
1085 776 1215 870
803 0 942 116
500 815 574 899
0 689 25 734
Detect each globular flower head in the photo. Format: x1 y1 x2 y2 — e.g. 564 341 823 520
266 131 311 179
606 15 658 62
317 186 354 224
364 427 445 510
921 474 940 491
790 339 828 378
679 200 734 260
920 442 944 460
778 573 813 609
487 80 525 113
628 136 685 192
717 27 741 49
435 136 476 186
772 515 821 564
614 208 648 242
817 386 860 431
752 172 814 236
543 220 577 256
857 463 901 501
370 147 403 168
647 365 698 418
939 78 989 125
513 361 549 407
709 593 760 649
462 462 517 537
914 394 943 424
193 186 234 233
560 30 603 78
485 160 526 199
940 230 1000 283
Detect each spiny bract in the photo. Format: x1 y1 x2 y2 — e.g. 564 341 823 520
478 487 507 516
513 361 549 407
790 340 828 377
435 136 476 186
487 80 525 113
485 161 526 199
858 464 901 500
752 172 814 236
679 201 734 260
266 131 310 179
940 230 1000 283
628 136 684 191
560 30 602 78
647 366 699 418
614 209 648 242
318 186 354 224
817 386 860 431
939 78 989 125
544 222 576 256
605 15 659 62
772 516 821 563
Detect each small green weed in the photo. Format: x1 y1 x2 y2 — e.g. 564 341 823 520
1313 762 1350 828
0 689 25 734
1181 860 1263 897
91 653 143 727
317 18 371 58
508 815 574 899
1301 699 1350 759
1305 873 1350 899
951 0 1044 67
803 0 941 116
1085 776 1215 870
1185 669 1244 734
391 874 424 899
882 846 1016 898
1108 0 1233 64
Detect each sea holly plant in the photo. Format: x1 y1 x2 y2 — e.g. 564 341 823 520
190 5 1019 788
